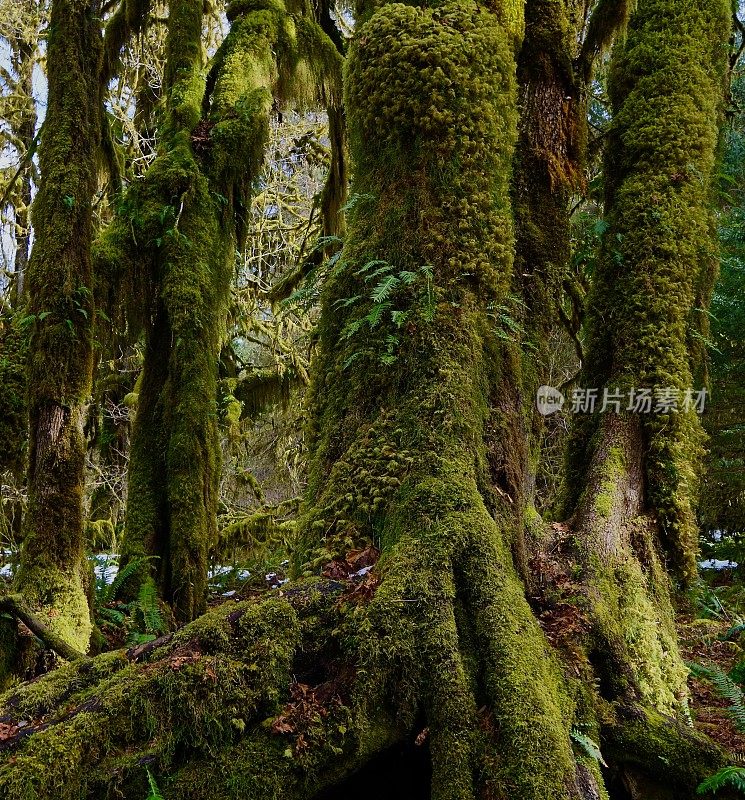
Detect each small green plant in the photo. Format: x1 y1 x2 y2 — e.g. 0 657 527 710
338 260 435 367
570 728 608 767
94 556 166 645
145 769 165 800
697 766 745 795
690 663 745 795
689 662 745 732
486 292 528 344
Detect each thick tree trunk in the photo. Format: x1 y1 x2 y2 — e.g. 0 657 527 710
8 0 104 664
563 0 733 784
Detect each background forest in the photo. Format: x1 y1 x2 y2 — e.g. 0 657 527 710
0 0 744 798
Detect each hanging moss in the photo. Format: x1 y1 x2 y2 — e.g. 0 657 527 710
0 316 28 475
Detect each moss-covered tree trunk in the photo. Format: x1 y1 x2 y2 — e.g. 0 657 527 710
103 0 341 623
10 0 104 659
565 0 731 789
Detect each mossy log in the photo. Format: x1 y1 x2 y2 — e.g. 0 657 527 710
0 595 88 665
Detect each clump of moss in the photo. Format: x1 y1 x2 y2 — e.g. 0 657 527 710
0 316 27 474
0 598 301 799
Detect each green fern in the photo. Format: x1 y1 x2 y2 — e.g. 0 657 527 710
570 729 608 767
339 263 437 366
689 663 745 731
145 769 165 800
723 621 745 641
487 293 528 343
103 556 157 604
95 559 165 644
371 274 400 303
134 579 165 635
697 766 745 795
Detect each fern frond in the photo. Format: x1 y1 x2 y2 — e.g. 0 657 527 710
371 275 399 303
689 663 745 732
570 729 608 767
397 270 417 285
697 766 745 795
723 621 745 641
106 556 157 603
97 607 125 625
136 579 165 635
342 316 367 340
145 768 165 800
355 259 389 276
366 301 391 328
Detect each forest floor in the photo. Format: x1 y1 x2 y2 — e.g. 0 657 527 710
679 568 745 756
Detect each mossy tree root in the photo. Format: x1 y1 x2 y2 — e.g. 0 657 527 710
355 476 585 800
571 413 690 714
0 547 579 800
0 592 319 799
602 705 728 799
0 557 729 800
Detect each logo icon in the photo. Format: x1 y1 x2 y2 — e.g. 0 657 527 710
537 385 565 416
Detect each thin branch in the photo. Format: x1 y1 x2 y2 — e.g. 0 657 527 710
0 594 89 662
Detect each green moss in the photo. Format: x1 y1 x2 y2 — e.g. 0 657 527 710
13 0 104 659
0 599 300 799
287 2 592 797
0 316 27 474
576 0 731 583
591 550 689 713
85 518 116 549
593 447 624 519
603 705 727 794
109 0 341 624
